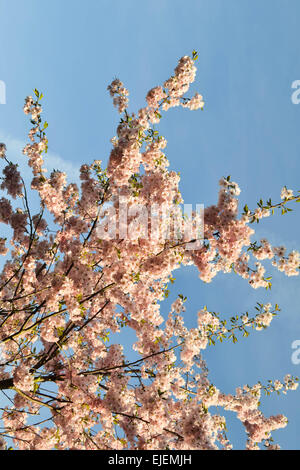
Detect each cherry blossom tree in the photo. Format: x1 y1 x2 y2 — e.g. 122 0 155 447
0 52 299 450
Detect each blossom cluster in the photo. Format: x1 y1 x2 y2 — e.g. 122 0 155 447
0 53 298 451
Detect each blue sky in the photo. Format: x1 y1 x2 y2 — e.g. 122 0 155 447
0 0 300 449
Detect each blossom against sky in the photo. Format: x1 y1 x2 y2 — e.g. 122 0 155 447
0 0 300 449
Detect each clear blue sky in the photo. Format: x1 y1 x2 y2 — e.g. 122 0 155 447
0 0 300 449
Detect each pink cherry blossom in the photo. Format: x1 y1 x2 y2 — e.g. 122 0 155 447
0 53 298 451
